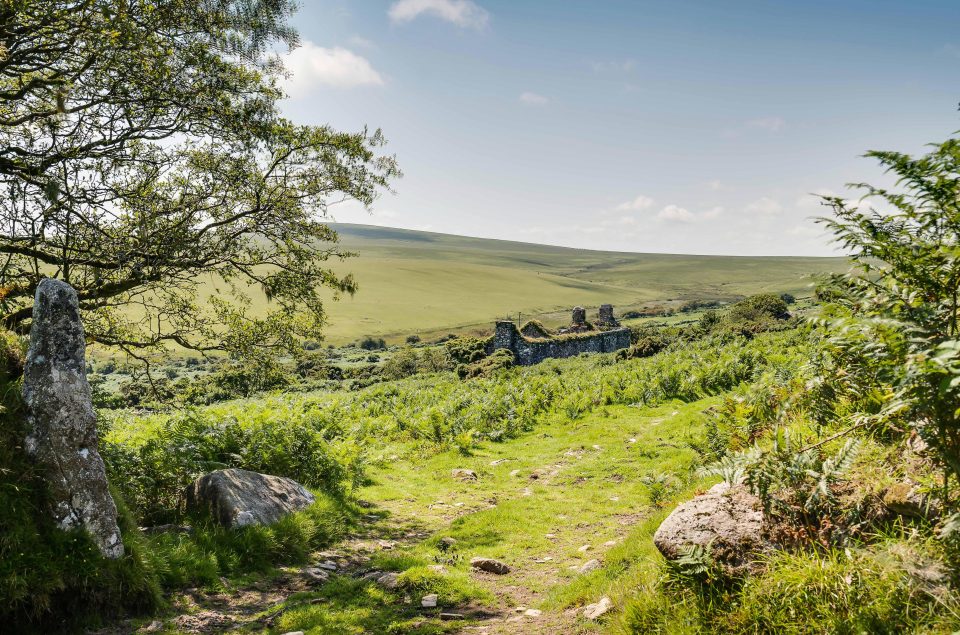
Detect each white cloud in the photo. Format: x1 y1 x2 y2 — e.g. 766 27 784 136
745 116 786 132
283 42 383 94
348 36 377 49
702 206 724 219
658 204 694 223
519 91 549 106
388 0 489 29
616 195 655 211
745 197 783 216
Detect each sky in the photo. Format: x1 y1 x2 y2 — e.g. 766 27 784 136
279 0 960 256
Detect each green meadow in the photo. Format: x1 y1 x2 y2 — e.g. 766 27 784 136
300 224 846 343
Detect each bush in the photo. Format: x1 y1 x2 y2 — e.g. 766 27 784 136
721 293 793 336
358 336 387 351
182 358 290 405
456 348 515 379
382 347 452 381
405 334 421 345
102 407 362 525
445 336 490 365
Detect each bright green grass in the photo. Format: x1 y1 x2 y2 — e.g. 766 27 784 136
261 399 719 634
204 224 847 344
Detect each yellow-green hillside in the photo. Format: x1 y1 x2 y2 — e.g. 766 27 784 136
312 224 846 343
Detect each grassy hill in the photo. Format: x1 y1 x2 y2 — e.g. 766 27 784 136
315 224 847 343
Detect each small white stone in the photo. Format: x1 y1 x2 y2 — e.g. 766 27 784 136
524 608 542 617
421 593 438 608
577 544 591 552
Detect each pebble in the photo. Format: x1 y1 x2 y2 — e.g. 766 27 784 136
317 560 338 571
509 469 521 477
421 594 438 608
604 540 618 546
577 544 591 552
525 608 542 617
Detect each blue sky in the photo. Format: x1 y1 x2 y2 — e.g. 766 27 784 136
280 0 960 256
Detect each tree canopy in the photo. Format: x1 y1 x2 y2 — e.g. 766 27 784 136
0 0 399 358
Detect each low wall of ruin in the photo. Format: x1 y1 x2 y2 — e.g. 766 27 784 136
490 321 631 366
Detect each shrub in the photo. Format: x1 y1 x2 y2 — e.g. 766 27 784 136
445 336 490 365
182 358 290 405
722 293 793 336
102 407 361 525
359 336 387 351
456 348 515 379
405 334 421 345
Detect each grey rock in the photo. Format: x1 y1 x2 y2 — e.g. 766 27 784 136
301 567 329 584
653 482 767 575
451 468 477 480
583 596 613 620
184 468 315 528
421 593 438 608
23 279 123 558
578 559 602 574
440 613 464 620
470 557 510 574
377 572 400 589
317 560 338 571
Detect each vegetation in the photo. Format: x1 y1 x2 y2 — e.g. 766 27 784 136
0 1 398 360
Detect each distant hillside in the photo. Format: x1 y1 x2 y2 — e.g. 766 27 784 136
309 224 846 344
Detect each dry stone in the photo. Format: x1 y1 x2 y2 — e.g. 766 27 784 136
653 482 767 575
23 279 123 558
184 468 315 528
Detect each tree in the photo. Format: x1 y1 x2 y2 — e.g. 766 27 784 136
0 0 399 360
816 136 960 500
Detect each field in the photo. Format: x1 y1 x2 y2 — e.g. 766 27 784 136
296 224 846 343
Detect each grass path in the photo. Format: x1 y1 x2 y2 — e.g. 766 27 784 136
273 398 715 634
140 398 715 634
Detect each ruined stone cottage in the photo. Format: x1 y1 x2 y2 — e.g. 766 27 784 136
491 305 630 365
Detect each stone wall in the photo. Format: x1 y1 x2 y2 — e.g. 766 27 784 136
491 320 630 366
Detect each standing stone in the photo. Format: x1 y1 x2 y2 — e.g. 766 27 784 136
23 279 123 558
571 306 587 326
